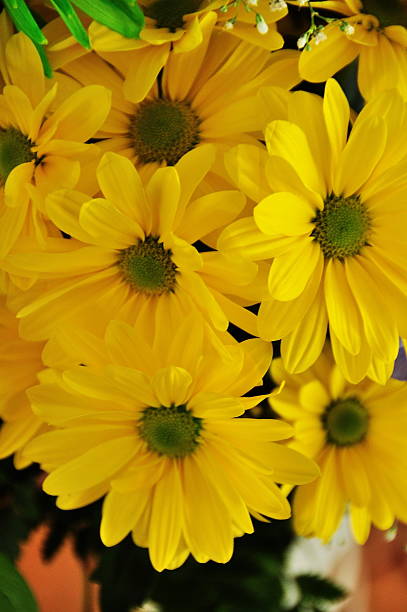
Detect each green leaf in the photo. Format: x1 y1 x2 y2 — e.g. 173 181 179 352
33 41 53 78
3 0 47 45
48 0 91 49
70 0 144 38
0 553 38 612
296 574 347 605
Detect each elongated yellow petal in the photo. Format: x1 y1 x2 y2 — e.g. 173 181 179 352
79 198 144 249
265 120 325 195
324 258 363 355
43 436 139 495
334 115 387 196
299 22 358 83
101 488 149 547
149 464 184 571
255 192 314 236
268 239 321 301
152 366 192 407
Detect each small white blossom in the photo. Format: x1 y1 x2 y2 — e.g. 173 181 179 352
297 34 307 49
343 22 355 35
269 0 287 11
248 0 259 6
314 30 327 44
224 19 235 30
256 17 269 34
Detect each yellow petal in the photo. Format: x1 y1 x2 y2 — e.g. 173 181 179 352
313 448 345 541
282 284 327 373
217 217 278 261
299 380 330 413
42 85 111 142
101 488 148 547
96 152 149 223
258 255 323 340
339 446 371 507
163 13 215 100
3 86 33 138
182 454 234 563
179 191 245 243
79 198 144 249
345 256 399 362
330 329 371 384
146 167 180 236
123 44 170 103
254 192 314 236
350 505 371 545
324 258 363 355
43 436 139 495
299 22 359 83
189 393 244 419
6 33 44 106
224 143 270 203
268 239 321 301
105 364 157 406
265 120 325 195
45 189 91 241
152 366 192 407
323 79 350 174
334 115 387 196
0 198 29 258
149 464 184 571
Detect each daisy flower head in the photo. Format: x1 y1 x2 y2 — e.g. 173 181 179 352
0 297 47 468
24 316 319 571
270 345 407 545
297 0 407 100
218 79 407 384
89 0 288 96
59 18 300 181
0 31 111 258
4 147 264 341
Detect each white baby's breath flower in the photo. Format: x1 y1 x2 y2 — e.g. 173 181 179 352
269 0 287 11
314 30 327 44
343 22 355 35
256 15 269 34
297 34 308 49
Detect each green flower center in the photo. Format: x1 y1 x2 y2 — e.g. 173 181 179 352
142 0 206 31
322 397 369 446
138 404 203 457
311 194 371 259
0 127 34 184
118 235 177 295
129 98 201 166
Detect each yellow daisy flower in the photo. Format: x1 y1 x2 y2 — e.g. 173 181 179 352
60 17 299 176
89 0 288 102
270 345 407 545
0 297 46 468
4 148 263 340
24 317 318 571
218 79 407 384
297 0 407 99
0 31 111 258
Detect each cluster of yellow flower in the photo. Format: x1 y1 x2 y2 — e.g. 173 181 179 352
0 0 406 572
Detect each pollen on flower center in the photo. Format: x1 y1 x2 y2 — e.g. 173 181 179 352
142 0 205 31
311 194 372 259
117 235 178 295
138 404 203 457
129 98 201 166
322 396 369 446
0 127 34 184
